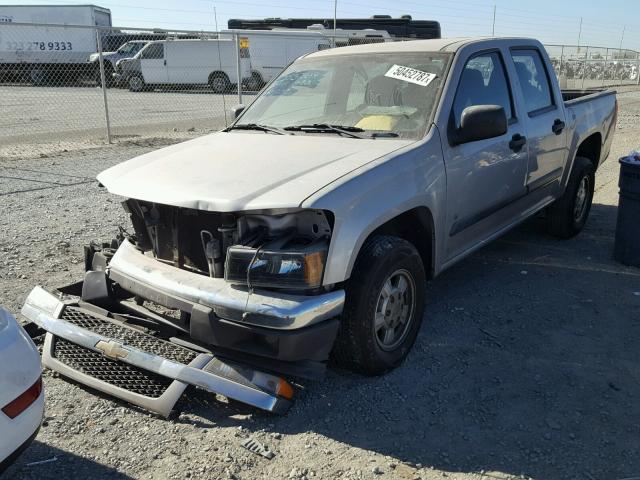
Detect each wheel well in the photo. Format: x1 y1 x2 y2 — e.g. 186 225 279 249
366 207 435 278
576 133 602 170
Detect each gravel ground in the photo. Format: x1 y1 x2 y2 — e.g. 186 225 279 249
1 89 640 480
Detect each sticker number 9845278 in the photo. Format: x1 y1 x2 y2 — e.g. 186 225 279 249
4 41 73 51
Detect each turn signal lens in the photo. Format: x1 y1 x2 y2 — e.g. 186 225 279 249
2 376 42 419
276 378 294 400
303 251 325 287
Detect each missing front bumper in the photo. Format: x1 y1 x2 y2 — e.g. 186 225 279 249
22 287 293 417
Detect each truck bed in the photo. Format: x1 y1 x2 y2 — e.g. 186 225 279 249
562 88 614 103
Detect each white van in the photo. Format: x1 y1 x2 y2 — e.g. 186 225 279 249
222 29 330 89
115 39 251 93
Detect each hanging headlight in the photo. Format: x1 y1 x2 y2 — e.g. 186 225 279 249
224 240 327 290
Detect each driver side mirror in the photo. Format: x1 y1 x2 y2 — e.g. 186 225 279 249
451 105 507 145
231 104 245 120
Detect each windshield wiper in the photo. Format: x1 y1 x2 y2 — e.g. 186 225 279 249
226 123 287 135
284 123 367 139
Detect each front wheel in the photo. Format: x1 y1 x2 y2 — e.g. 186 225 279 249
128 73 145 92
547 156 595 238
331 235 426 375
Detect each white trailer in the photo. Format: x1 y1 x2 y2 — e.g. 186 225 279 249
222 29 330 89
0 4 111 84
222 26 392 90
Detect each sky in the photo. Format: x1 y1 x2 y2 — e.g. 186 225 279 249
4 0 639 51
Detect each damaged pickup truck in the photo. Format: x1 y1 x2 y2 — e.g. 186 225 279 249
22 37 616 415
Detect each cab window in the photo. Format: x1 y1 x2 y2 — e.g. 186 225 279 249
511 49 553 113
452 51 513 128
140 43 164 60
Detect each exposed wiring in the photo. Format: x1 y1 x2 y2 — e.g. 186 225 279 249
242 245 262 319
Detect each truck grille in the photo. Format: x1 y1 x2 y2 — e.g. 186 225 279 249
53 337 173 398
60 306 198 365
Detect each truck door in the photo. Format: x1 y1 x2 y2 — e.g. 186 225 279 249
509 48 568 191
139 42 167 84
442 50 529 259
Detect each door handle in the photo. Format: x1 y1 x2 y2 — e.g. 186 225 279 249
164 59 167 66
552 118 565 134
509 133 527 151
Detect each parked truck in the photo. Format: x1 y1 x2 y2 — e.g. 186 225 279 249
21 37 616 415
0 4 111 84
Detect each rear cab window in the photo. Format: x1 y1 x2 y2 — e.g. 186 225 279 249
510 49 554 115
452 51 514 128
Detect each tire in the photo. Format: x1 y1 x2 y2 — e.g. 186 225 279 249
128 73 145 92
209 72 230 94
331 235 427 375
29 68 47 86
547 156 595 238
247 71 264 91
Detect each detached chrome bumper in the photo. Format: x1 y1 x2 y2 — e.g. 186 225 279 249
107 240 345 330
22 287 293 416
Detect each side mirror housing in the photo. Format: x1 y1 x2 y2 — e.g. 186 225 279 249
231 104 245 120
451 105 507 145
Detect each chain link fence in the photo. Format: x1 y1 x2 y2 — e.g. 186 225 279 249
545 44 640 89
0 22 637 145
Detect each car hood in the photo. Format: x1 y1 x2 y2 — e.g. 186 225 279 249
97 132 412 212
89 51 117 61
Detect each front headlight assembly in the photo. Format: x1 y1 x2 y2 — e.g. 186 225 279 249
223 210 332 290
225 241 327 289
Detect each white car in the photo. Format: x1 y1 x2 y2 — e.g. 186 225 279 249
0 308 44 473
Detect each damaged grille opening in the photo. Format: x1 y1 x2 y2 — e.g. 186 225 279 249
123 200 334 290
124 199 236 278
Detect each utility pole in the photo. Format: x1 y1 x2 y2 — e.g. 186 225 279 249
492 5 496 36
333 0 337 47
577 17 582 53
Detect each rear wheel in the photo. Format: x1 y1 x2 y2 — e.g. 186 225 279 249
128 73 145 92
547 156 595 238
209 72 230 94
29 68 47 86
331 235 426 375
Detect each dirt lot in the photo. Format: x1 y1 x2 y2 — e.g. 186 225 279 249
1 90 640 480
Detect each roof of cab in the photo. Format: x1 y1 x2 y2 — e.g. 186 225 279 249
305 36 537 58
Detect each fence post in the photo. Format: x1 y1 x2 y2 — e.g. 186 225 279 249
95 28 112 144
581 46 588 90
235 33 243 105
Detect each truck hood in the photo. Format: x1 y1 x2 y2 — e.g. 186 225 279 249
97 132 411 212
89 51 117 62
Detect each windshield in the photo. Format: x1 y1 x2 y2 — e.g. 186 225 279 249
118 42 145 55
237 52 451 140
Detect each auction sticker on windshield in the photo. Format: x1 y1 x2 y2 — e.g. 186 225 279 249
384 65 437 86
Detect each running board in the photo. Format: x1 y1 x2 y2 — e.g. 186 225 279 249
21 286 293 417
